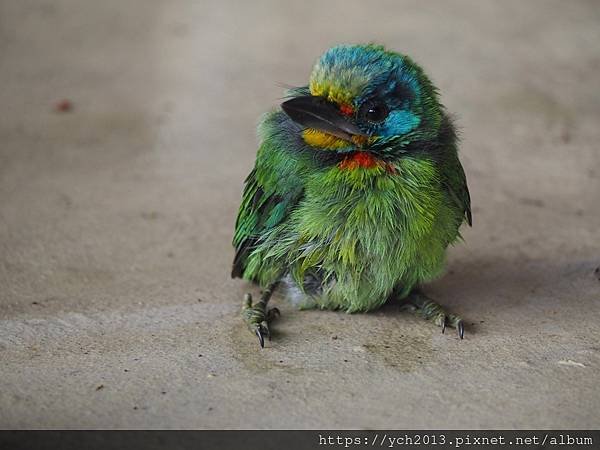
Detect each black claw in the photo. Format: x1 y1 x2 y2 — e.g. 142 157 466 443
255 328 265 348
457 321 464 340
441 317 446 334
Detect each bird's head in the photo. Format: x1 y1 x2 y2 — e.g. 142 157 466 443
281 44 443 162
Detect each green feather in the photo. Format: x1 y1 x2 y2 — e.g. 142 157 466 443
232 44 471 313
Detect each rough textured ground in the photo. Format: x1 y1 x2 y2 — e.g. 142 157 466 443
1 0 599 429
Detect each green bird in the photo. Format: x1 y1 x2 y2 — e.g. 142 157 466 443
232 44 471 347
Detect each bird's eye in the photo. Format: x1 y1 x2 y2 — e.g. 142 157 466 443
358 99 388 124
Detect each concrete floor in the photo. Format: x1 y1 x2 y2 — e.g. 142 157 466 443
1 0 599 429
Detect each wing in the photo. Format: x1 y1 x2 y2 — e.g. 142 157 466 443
231 165 304 280
438 113 472 227
445 155 472 227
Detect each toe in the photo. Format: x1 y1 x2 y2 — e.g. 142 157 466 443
457 320 465 339
447 314 465 339
260 321 270 340
243 293 253 309
254 327 265 348
267 307 280 321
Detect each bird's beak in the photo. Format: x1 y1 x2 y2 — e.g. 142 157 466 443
281 96 366 142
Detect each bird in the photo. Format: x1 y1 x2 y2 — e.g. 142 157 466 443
232 44 471 348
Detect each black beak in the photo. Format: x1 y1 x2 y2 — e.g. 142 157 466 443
281 96 366 141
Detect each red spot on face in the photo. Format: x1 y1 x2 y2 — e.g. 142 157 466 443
339 103 354 117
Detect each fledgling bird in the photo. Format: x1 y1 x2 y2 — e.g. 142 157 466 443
232 44 471 347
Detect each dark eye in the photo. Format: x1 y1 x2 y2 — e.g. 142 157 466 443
358 99 388 123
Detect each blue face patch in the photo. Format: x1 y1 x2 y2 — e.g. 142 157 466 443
379 109 421 136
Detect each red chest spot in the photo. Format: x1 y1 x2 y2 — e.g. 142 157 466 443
338 152 397 173
339 151 379 170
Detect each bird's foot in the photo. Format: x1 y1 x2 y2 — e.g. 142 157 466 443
242 293 280 348
404 291 464 339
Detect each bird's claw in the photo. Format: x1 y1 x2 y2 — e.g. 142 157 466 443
242 293 280 348
457 320 464 340
439 315 463 339
255 319 271 347
445 313 464 339
254 326 265 348
407 293 465 340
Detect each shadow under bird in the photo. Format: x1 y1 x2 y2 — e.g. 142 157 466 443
232 44 471 348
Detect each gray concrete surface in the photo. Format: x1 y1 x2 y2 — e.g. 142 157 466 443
1 0 599 429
